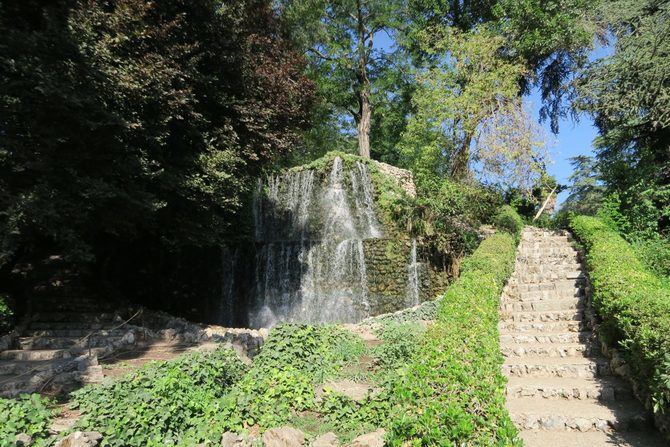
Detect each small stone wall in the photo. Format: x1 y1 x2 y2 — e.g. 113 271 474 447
373 161 416 198
363 238 449 316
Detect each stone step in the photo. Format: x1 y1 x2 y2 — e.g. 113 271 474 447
503 356 611 378
519 429 668 447
27 328 128 338
500 297 584 312
503 288 583 302
506 376 633 401
501 342 600 358
515 271 585 283
507 398 653 432
29 321 119 331
500 331 593 344
19 335 122 350
499 309 584 323
498 320 586 333
29 311 123 323
0 359 59 375
0 349 72 361
0 374 31 395
512 279 585 293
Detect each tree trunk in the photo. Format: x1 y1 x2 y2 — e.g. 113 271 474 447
357 90 371 158
355 0 371 159
451 134 472 180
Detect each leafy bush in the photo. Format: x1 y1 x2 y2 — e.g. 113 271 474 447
372 322 426 370
387 230 521 446
493 205 524 240
570 215 670 415
0 394 55 446
0 293 12 335
218 324 365 431
71 346 247 446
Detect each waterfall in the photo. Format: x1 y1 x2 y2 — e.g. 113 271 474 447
219 246 238 327
248 156 381 327
406 239 420 307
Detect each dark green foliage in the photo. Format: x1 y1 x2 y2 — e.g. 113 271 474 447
387 230 521 446
217 324 365 430
0 293 12 335
572 0 669 249
411 180 504 263
0 394 55 447
570 215 670 415
562 155 606 216
0 0 314 299
372 322 426 370
71 346 247 446
494 205 524 240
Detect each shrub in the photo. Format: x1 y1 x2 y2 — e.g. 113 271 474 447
0 394 55 446
387 230 521 446
570 215 670 415
71 346 247 446
0 293 12 335
218 324 365 431
493 205 524 240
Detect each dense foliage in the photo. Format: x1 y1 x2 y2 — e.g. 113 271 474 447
0 394 55 447
493 205 525 241
0 293 12 335
570 216 670 415
387 221 521 445
71 346 247 446
0 0 314 306
564 0 669 275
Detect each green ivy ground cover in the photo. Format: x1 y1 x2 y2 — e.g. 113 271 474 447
0 394 55 447
570 215 670 415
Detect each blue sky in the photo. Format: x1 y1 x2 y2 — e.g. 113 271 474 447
526 91 597 206
372 31 611 206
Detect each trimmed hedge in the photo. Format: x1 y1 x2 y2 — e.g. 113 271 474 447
387 230 521 445
570 216 670 415
494 205 524 240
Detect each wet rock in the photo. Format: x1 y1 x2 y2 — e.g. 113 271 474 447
262 427 305 447
348 429 385 447
54 431 102 447
15 433 33 446
311 432 338 447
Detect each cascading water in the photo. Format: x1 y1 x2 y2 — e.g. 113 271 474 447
249 157 380 327
406 239 420 307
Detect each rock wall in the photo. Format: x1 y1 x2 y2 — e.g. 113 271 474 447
363 238 450 315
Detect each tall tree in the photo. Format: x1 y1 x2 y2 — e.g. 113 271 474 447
0 0 314 271
576 0 670 234
281 0 404 158
398 27 548 191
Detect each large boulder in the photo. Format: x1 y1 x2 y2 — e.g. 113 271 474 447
54 431 102 447
262 427 305 447
348 429 385 447
311 432 339 447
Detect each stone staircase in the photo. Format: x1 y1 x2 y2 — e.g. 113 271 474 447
500 227 666 446
0 293 135 397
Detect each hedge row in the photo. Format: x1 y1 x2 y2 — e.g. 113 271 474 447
493 205 524 241
387 225 521 445
570 216 670 415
